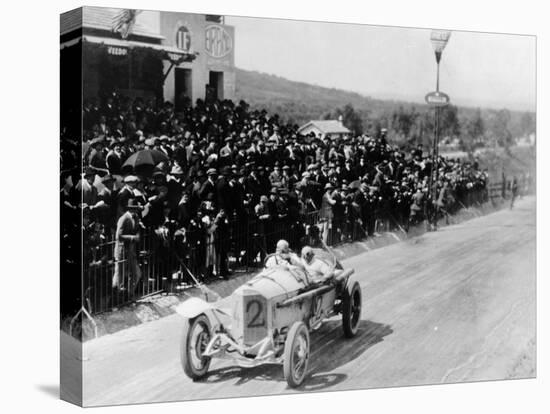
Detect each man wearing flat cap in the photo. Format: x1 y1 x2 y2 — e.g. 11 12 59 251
112 198 143 293
116 175 139 217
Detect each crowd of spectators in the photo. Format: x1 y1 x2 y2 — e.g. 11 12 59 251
61 92 490 298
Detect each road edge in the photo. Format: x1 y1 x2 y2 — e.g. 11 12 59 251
73 197 523 342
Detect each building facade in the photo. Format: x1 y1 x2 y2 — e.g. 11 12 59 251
298 120 351 140
60 7 236 109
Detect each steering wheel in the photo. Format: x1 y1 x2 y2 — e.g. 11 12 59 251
263 253 278 267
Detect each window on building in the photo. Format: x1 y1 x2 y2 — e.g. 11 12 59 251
205 15 223 23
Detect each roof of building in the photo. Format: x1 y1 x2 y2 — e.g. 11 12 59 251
298 120 351 135
61 7 163 39
60 8 82 35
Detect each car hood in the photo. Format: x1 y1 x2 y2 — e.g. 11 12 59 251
233 266 307 301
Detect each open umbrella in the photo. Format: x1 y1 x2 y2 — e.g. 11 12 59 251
349 180 362 190
122 149 169 175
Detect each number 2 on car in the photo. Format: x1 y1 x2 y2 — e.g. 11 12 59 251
246 298 266 328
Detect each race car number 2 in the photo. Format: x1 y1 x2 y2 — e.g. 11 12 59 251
246 299 266 328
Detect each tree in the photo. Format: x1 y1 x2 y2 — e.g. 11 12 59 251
439 104 461 138
491 109 514 148
420 111 435 148
390 106 421 143
465 107 485 144
326 103 363 135
520 112 535 137
392 106 409 137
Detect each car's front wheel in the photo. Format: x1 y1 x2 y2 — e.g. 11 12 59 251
342 281 362 337
180 314 212 380
283 321 310 388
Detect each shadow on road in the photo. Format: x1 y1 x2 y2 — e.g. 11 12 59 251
202 364 282 386
308 320 393 375
200 319 392 392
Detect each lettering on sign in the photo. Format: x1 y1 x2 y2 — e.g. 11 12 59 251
176 26 192 52
427 95 447 103
205 25 233 58
425 91 450 107
107 46 127 56
167 52 183 62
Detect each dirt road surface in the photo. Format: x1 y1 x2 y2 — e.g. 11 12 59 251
82 197 536 407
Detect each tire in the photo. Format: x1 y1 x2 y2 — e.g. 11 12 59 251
283 321 310 388
342 281 362 338
180 314 212 380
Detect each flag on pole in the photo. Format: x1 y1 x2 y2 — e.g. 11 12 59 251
112 9 141 39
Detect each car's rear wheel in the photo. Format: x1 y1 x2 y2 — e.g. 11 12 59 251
342 281 362 338
283 321 310 388
180 314 212 380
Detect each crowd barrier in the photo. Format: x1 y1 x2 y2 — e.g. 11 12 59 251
82 176 532 315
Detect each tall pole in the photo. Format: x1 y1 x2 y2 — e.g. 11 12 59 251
427 30 451 231
426 59 440 230
432 57 441 230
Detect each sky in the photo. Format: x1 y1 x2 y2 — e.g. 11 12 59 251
225 15 536 112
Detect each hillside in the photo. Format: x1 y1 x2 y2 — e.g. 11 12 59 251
234 68 402 126
234 68 535 148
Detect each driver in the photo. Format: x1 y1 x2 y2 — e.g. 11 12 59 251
301 246 335 283
265 239 302 268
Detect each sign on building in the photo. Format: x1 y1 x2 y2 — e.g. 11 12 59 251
205 25 233 58
176 26 192 52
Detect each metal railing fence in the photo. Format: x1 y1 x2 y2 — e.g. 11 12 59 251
81 176 532 315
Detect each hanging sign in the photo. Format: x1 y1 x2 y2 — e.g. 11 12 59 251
425 91 450 107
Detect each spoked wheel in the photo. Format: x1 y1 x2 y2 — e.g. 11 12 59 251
342 281 362 338
283 321 310 388
180 314 212 380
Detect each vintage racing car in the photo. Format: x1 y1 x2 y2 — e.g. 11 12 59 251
176 246 362 388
